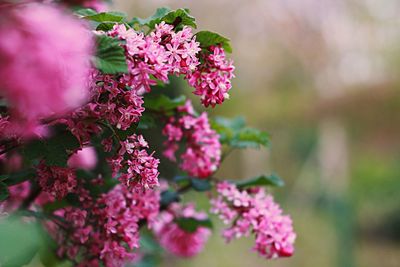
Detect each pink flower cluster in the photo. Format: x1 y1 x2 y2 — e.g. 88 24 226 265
163 100 221 178
187 46 235 107
89 71 145 130
153 203 211 257
0 3 92 135
211 182 296 259
108 134 159 191
105 22 200 95
53 185 160 267
37 162 77 199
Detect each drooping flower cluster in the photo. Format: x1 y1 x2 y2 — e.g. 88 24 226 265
163 100 221 178
108 134 160 191
52 185 160 267
187 46 235 107
211 182 296 259
37 162 77 199
0 3 93 135
153 203 211 257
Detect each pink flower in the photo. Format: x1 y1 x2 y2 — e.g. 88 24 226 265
68 146 98 170
211 182 296 259
108 134 160 191
153 203 211 257
37 162 77 199
0 3 93 133
163 100 221 178
187 46 235 107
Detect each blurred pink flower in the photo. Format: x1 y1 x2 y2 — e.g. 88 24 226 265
68 146 97 170
0 3 93 133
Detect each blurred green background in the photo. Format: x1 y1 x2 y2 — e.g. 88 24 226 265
112 1 400 267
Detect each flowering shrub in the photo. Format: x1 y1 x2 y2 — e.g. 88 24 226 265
0 1 295 267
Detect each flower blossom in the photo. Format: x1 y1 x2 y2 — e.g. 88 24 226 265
0 3 93 134
108 134 159 191
52 185 160 267
163 100 221 178
187 46 235 107
37 162 77 199
211 182 296 259
153 203 211 257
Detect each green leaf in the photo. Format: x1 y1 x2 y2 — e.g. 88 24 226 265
176 217 213 233
160 190 180 207
130 7 171 27
96 22 116 31
94 35 128 74
83 11 126 23
74 8 97 17
0 169 36 186
144 95 186 112
231 128 270 149
211 117 269 149
160 8 197 29
0 218 41 267
190 178 212 192
236 173 285 189
21 131 80 167
0 182 9 201
195 30 232 53
137 114 157 130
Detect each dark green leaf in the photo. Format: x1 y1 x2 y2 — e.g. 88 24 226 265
96 22 116 31
191 178 212 192
137 114 157 130
0 169 36 186
160 8 197 29
94 35 128 74
176 217 213 233
0 182 9 201
236 173 285 189
21 131 80 167
195 30 232 53
0 218 41 267
160 190 180 207
83 11 126 23
144 95 186 112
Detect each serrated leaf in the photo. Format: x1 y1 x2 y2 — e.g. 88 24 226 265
195 30 232 53
0 182 9 201
160 8 197 29
176 217 213 233
130 7 171 27
236 173 285 189
231 128 270 149
211 117 269 149
83 11 126 23
191 178 212 192
144 95 186 112
94 35 128 74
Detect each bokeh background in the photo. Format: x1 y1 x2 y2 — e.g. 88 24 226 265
111 1 400 267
